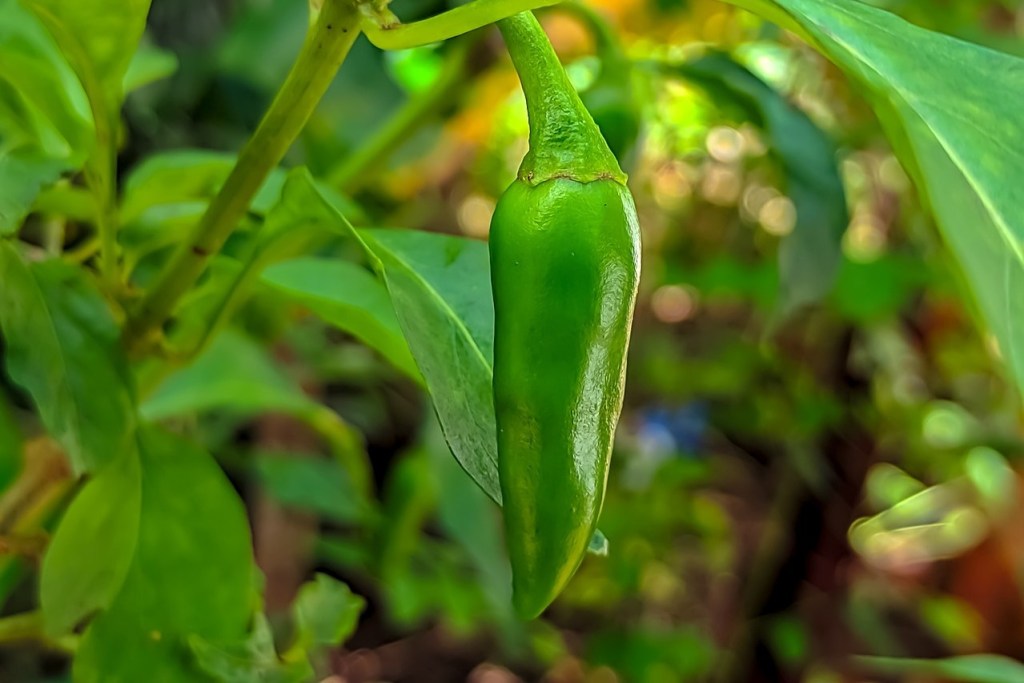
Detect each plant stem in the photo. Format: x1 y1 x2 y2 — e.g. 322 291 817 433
361 0 561 50
0 611 44 643
123 0 361 353
0 610 76 652
498 11 623 184
328 36 473 193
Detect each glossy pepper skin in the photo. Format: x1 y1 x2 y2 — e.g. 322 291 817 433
491 178 640 618
494 12 641 619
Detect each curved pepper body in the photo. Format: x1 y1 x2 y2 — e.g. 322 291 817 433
490 177 641 618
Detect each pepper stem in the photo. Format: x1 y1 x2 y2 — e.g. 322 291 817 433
498 12 625 185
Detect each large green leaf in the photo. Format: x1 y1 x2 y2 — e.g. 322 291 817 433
856 655 1024 683
262 258 422 383
24 0 151 110
40 449 142 636
359 227 501 503
676 51 848 314
0 243 135 473
74 427 257 683
0 0 92 160
0 146 65 235
267 170 610 552
731 0 1024 391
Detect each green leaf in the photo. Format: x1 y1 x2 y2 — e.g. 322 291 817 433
119 150 365 244
0 0 92 160
0 243 135 473
254 452 369 524
268 170 608 553
118 150 366 288
856 655 1024 683
165 165 369 358
40 449 141 636
123 43 178 93
25 0 151 109
676 50 848 313
261 258 423 383
0 145 66 235
734 0 1024 393
120 150 290 225
359 227 501 504
141 329 319 421
143 328 371 497
190 615 313 683
74 427 257 683
292 574 365 650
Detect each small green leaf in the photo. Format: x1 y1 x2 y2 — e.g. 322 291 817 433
142 330 318 421
0 146 65 235
262 258 423 383
856 654 1024 683
74 427 257 683
190 615 313 683
293 574 365 650
123 43 178 93
40 449 142 636
0 243 135 473
254 452 369 524
676 51 848 314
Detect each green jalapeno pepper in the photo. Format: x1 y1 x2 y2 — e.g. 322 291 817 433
492 11 641 618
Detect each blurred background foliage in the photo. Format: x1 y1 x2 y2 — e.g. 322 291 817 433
5 0 1024 681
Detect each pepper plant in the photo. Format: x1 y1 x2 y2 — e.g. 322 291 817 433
1 0 1024 679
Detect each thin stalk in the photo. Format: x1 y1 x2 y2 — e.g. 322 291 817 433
0 610 76 652
497 11 623 184
124 0 361 353
361 0 561 50
328 36 473 192
0 611 44 643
